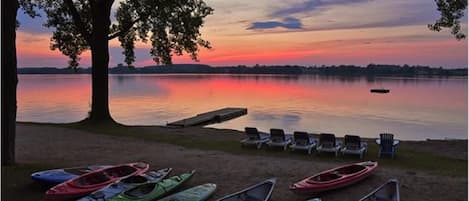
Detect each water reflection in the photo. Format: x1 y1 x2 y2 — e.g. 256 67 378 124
17 74 467 140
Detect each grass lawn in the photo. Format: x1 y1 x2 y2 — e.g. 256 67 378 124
60 121 468 177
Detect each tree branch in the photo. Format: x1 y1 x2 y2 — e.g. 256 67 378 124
108 17 142 40
64 0 92 44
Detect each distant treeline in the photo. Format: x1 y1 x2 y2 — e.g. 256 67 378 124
18 64 468 76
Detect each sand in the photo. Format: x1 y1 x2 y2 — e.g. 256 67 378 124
14 123 468 201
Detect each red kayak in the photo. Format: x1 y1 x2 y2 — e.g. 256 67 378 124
290 161 378 194
45 162 149 201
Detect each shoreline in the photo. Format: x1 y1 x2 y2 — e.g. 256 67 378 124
17 121 468 142
4 122 467 201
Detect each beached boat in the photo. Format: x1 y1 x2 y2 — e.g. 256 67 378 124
78 168 172 201
31 165 111 184
157 183 217 201
359 179 400 201
44 162 149 201
108 170 195 201
370 89 390 93
290 161 378 194
215 178 276 201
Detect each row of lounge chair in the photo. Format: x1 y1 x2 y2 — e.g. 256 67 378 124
240 127 399 159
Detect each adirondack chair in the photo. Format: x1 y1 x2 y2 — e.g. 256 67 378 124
267 128 292 150
241 127 270 149
317 133 342 157
341 135 367 159
290 131 317 154
376 133 399 159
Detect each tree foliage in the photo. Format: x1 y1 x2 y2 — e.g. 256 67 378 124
114 0 213 66
429 0 467 40
22 0 213 68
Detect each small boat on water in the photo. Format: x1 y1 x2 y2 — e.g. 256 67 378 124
31 165 111 184
370 89 390 93
215 178 276 201
109 170 195 201
359 179 400 201
45 162 149 201
78 168 172 201
290 161 378 194
157 183 217 201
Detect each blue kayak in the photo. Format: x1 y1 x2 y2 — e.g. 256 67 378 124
31 165 111 184
78 168 172 201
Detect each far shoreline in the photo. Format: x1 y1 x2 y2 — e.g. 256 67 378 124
17 63 468 77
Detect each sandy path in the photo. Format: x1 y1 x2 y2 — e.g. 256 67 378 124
16 124 467 201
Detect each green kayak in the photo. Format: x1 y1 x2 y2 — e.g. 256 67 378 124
157 183 217 201
109 170 195 201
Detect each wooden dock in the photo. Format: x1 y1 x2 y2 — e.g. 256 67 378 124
167 107 248 127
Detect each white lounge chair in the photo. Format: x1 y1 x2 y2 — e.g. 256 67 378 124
317 133 342 157
341 135 368 159
266 128 292 150
290 131 317 154
241 127 270 149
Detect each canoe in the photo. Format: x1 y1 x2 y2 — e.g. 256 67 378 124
215 178 276 201
31 165 111 184
78 168 172 201
157 183 217 201
108 170 195 201
359 179 400 201
44 162 149 201
290 161 378 194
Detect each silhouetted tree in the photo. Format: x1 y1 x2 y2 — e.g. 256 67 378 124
1 0 39 166
31 0 212 122
1 0 20 166
429 0 467 40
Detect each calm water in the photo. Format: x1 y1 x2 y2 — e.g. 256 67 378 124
17 74 468 140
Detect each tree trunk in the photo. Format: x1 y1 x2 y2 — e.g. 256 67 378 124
1 0 19 166
87 0 115 123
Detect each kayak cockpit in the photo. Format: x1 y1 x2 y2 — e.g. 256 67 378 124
335 165 366 175
124 182 156 198
308 165 366 183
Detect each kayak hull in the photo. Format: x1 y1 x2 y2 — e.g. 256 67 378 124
109 170 195 201
216 178 276 201
290 161 378 194
31 165 110 184
78 168 172 201
157 183 217 201
45 162 149 201
359 179 400 201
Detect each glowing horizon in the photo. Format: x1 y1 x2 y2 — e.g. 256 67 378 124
16 0 468 68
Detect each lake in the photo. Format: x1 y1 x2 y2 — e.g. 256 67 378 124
17 74 467 140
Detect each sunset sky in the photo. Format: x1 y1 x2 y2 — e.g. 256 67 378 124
16 0 468 68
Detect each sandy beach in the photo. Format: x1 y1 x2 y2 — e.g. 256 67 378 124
6 123 468 201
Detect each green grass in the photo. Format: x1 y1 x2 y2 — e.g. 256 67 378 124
20 121 469 177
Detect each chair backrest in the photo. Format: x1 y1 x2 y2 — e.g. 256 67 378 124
344 135 361 150
319 133 336 148
270 128 285 142
294 131 311 145
245 127 260 140
380 133 394 152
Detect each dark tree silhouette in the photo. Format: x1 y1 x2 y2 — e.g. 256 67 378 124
33 0 213 122
2 0 39 165
429 0 467 40
1 0 20 166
